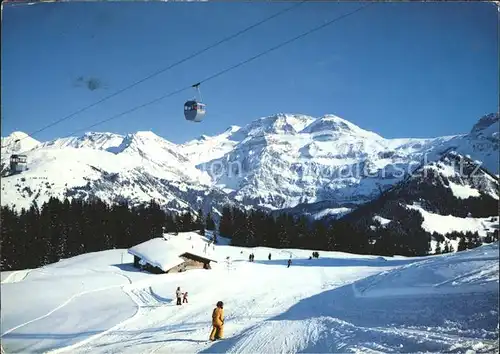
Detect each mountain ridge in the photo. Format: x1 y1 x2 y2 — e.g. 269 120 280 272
1 112 498 216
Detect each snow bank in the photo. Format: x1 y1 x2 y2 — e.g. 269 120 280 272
313 207 351 220
448 181 481 199
373 215 392 226
354 243 499 298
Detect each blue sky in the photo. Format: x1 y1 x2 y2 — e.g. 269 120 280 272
2 1 498 144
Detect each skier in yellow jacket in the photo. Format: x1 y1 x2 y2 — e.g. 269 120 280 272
209 301 224 341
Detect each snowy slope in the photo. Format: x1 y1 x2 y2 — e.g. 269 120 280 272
0 131 40 155
1 112 498 215
273 199 355 221
178 125 243 165
1 232 497 353
407 205 498 236
407 204 499 252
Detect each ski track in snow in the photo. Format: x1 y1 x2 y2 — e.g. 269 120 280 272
1 283 127 338
47 285 159 354
0 262 142 353
1 265 135 339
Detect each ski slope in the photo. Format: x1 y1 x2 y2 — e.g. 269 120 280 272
1 233 498 353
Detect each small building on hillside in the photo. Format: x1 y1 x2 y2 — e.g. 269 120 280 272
128 237 217 274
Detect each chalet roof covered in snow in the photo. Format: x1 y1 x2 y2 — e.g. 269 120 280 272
127 232 218 272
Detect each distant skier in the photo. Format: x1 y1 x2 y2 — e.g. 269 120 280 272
287 258 292 268
248 254 252 262
176 287 182 306
209 301 224 341
183 292 188 304
268 253 271 261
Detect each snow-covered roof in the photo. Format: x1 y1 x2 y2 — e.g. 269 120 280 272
128 234 217 272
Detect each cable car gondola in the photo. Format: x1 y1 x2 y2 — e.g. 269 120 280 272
10 154 28 173
184 83 206 123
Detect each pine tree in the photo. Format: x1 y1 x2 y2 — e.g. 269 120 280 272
434 242 442 254
197 208 205 236
219 206 233 238
294 216 309 249
0 206 19 270
245 211 257 247
310 221 327 250
231 208 248 246
181 211 194 232
165 213 176 233
457 237 467 251
274 214 292 248
23 204 41 268
326 226 336 251
205 212 216 231
468 232 482 249
258 215 278 247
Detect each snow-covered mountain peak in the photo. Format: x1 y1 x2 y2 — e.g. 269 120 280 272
273 113 317 132
41 132 125 151
1 131 40 154
224 125 242 134
234 113 316 138
4 131 32 141
469 113 499 143
107 130 187 162
471 113 499 134
125 130 177 146
133 130 166 140
301 114 382 140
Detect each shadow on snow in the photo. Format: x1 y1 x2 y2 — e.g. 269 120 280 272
251 257 420 268
202 271 499 353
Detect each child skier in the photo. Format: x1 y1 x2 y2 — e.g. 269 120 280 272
183 292 188 304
